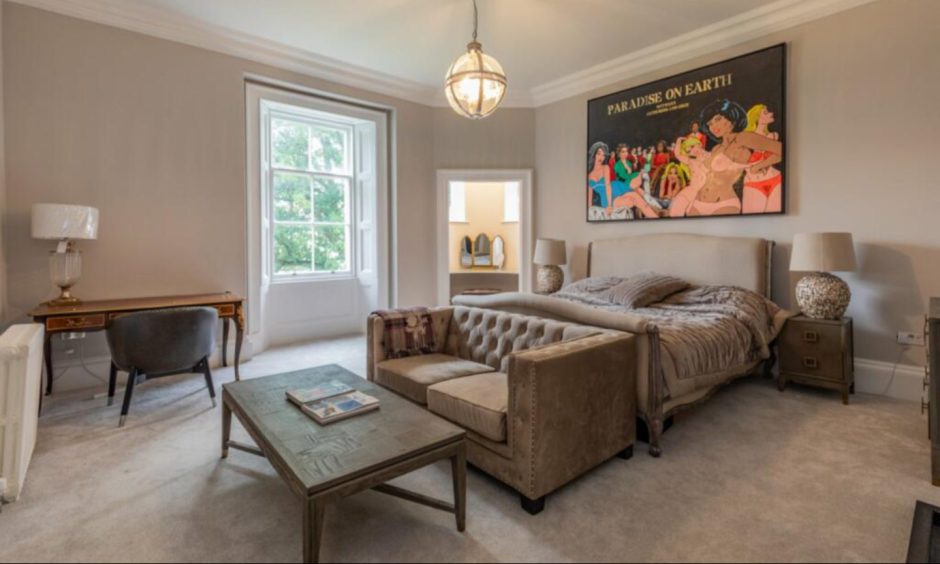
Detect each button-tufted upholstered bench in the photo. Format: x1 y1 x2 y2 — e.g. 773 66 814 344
368 306 636 515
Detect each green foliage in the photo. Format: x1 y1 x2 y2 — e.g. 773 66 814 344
271 116 350 275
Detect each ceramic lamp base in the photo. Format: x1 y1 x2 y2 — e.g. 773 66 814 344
535 265 564 294
795 272 851 320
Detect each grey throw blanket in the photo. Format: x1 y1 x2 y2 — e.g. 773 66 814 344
554 283 792 397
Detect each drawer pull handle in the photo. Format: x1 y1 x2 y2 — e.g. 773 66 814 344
802 331 819 343
926 375 931 391
923 397 930 416
802 357 818 369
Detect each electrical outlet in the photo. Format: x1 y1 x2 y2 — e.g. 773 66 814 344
898 331 926 346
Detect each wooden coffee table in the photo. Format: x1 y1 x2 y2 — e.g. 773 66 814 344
221 365 467 563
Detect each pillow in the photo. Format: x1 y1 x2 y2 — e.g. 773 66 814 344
559 276 624 295
604 272 690 308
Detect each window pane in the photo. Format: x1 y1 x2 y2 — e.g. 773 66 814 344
314 225 348 272
273 172 312 222
310 126 347 173
449 182 466 222
503 182 520 223
272 118 309 169
274 224 312 274
313 177 348 223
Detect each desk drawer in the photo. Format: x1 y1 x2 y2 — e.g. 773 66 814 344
46 314 106 332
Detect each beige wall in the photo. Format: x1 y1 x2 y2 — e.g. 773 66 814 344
432 108 535 170
2 3 437 387
3 2 435 323
534 0 939 365
449 182 520 273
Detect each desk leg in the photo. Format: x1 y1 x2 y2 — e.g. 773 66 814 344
234 304 245 382
43 332 54 397
222 318 230 367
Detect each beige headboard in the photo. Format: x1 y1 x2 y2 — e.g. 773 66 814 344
587 233 774 297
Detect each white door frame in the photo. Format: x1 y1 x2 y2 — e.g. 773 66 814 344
436 169 534 306
246 79 393 353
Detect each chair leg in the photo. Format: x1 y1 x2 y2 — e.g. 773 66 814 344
108 362 118 407
202 358 217 408
119 368 138 428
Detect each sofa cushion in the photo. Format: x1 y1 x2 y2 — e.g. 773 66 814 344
427 372 508 443
375 353 493 405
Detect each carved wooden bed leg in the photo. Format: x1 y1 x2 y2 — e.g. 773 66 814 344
647 326 664 458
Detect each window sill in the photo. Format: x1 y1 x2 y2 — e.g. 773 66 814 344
272 272 355 285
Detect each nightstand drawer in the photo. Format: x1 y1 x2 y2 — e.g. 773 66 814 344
779 321 848 382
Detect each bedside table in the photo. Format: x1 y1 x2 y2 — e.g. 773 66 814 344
778 315 855 404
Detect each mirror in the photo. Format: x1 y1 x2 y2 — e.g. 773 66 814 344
492 235 506 270
473 234 492 267
460 236 473 267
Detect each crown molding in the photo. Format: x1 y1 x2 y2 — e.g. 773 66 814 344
529 0 879 107
7 0 879 110
6 0 442 105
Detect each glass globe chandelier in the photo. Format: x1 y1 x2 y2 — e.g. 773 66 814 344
444 0 507 119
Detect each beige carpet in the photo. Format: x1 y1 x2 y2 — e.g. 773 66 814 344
0 336 936 563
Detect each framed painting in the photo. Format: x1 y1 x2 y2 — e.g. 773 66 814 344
586 44 786 222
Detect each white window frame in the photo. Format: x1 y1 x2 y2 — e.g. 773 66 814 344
264 102 359 283
246 79 392 354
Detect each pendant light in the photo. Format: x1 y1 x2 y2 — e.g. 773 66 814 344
444 0 507 119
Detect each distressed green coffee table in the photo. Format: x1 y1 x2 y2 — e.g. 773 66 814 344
221 365 467 563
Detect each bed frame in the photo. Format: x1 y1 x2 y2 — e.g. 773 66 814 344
588 233 775 456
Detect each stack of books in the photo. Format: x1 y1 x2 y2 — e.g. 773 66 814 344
286 380 380 425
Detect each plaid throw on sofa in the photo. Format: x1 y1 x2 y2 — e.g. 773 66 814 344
372 307 436 359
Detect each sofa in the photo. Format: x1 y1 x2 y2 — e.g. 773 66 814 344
367 306 637 514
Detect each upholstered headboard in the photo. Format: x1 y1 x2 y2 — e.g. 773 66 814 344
587 233 774 297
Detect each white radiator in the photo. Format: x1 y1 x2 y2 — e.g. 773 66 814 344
0 324 44 503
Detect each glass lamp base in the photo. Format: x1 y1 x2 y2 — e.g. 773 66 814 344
45 288 82 307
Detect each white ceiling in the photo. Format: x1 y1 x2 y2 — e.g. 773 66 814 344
12 0 877 106
134 0 775 90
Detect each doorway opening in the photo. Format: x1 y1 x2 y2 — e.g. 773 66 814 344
436 170 533 306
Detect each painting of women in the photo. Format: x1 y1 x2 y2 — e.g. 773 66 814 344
741 104 784 214
585 45 785 222
587 142 659 220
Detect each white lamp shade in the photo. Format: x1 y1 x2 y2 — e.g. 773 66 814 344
534 239 567 266
790 232 856 272
31 204 99 240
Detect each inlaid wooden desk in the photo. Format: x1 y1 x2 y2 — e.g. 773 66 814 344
29 292 246 398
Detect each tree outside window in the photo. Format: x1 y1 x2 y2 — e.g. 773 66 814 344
270 115 351 276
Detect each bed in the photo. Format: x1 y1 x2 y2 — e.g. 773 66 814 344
452 233 793 457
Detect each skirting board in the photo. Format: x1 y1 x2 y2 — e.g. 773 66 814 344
854 358 924 403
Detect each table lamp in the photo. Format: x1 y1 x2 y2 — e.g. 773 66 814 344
31 203 99 306
790 232 856 319
534 238 566 294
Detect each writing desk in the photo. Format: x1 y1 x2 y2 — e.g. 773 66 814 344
29 292 246 399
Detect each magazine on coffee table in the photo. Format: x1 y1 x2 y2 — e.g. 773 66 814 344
285 380 353 407
300 391 380 425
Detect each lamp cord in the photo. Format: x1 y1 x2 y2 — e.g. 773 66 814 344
472 0 478 41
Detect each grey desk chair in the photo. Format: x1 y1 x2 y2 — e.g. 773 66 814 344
105 307 219 427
